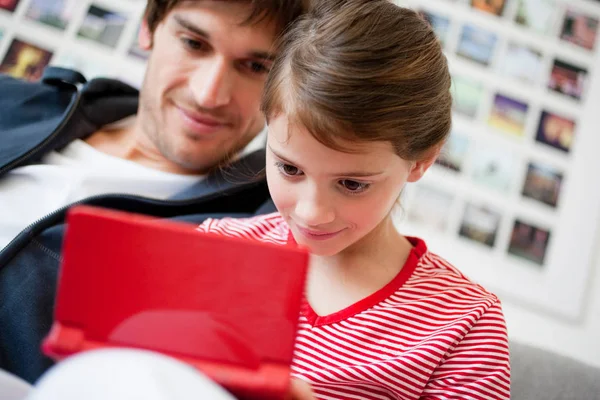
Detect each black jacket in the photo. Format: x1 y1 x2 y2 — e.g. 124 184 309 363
0 68 274 383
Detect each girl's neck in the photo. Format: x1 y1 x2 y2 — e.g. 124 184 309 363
306 216 414 317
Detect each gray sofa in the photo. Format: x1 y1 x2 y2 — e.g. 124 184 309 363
510 341 600 399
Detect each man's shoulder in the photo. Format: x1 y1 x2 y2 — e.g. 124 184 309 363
0 72 71 109
0 68 140 175
0 69 80 137
0 67 84 100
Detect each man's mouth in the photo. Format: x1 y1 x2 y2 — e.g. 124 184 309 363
176 106 228 135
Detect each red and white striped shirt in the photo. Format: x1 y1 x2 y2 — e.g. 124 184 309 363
198 213 510 400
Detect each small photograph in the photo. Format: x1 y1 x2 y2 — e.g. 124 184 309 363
128 23 150 60
508 219 551 266
522 162 563 208
498 42 543 85
471 0 507 16
451 75 485 118
0 0 19 12
470 143 518 193
560 9 599 51
535 110 576 153
25 0 77 30
435 132 470 172
458 202 502 248
515 0 556 34
548 58 588 101
0 38 53 82
488 93 529 136
406 184 454 232
77 4 127 48
418 10 451 47
456 24 498 66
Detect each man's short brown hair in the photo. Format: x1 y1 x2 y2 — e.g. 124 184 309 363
144 0 307 36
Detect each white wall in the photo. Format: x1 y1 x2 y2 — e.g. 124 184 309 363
397 0 600 367
0 0 147 88
504 258 600 367
501 24 600 366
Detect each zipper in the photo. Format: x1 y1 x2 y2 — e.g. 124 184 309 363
0 194 173 265
0 85 82 176
0 179 266 266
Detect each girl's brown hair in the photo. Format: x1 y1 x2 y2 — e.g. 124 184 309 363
261 0 452 161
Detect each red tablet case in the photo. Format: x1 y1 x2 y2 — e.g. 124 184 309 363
42 206 309 400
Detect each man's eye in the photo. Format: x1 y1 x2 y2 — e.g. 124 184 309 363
243 61 270 75
339 180 370 193
181 38 205 51
276 162 302 176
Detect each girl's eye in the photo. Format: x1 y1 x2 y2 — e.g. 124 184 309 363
276 162 303 176
340 180 370 193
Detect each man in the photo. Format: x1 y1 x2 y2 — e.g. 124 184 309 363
0 0 305 384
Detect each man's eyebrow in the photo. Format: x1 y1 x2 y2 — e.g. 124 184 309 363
250 51 276 62
173 15 276 61
173 15 209 39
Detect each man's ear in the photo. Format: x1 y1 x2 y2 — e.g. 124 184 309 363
138 18 153 50
406 144 443 183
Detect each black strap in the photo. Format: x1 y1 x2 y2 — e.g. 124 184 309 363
41 67 87 88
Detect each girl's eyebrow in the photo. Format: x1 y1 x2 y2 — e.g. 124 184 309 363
332 170 385 178
269 145 306 170
268 145 384 178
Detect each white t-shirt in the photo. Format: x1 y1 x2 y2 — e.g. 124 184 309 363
0 138 201 250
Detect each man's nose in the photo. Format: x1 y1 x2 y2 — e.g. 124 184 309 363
189 57 233 109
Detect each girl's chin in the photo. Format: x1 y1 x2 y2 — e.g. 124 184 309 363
295 240 343 257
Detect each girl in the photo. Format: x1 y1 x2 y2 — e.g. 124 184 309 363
198 1 511 399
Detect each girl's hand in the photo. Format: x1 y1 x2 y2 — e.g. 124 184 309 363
285 378 315 400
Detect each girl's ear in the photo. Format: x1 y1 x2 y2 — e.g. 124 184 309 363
406 145 442 183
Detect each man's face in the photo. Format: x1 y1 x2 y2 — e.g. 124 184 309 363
137 2 278 173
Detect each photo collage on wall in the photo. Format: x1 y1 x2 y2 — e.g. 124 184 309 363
404 0 599 269
0 0 148 86
2 0 598 270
